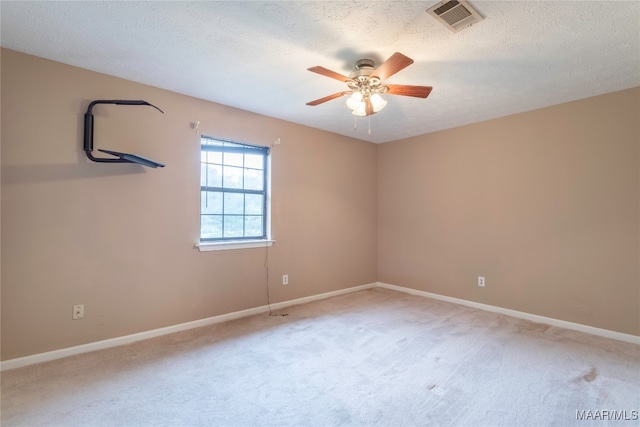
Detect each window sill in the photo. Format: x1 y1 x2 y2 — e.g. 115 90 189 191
196 239 275 252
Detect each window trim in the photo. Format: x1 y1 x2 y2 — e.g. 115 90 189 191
199 136 271 246
196 239 275 252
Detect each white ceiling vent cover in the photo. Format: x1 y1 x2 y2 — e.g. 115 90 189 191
427 0 484 33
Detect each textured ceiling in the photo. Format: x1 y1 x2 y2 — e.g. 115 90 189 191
1 1 639 143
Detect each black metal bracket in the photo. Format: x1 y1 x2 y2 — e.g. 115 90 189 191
84 99 166 168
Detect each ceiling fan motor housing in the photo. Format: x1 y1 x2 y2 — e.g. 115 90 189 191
349 59 375 81
348 59 385 94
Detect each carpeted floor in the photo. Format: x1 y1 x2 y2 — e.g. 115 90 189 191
1 288 639 427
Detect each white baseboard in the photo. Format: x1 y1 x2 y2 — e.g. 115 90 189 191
3 281 636 371
377 282 640 345
0 283 377 371
266 283 376 311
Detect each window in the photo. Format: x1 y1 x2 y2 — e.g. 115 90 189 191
200 136 270 244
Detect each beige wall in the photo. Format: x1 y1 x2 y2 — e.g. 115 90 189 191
378 88 640 336
2 49 638 361
1 49 378 360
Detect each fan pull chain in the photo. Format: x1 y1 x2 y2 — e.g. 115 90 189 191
352 115 374 135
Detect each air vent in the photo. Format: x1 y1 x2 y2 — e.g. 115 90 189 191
427 0 484 33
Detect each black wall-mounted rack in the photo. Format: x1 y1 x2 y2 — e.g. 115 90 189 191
84 99 166 168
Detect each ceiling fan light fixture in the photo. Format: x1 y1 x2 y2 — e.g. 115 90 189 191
346 92 363 110
352 102 367 117
348 91 387 115
370 93 387 112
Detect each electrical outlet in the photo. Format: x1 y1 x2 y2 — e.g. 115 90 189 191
282 274 288 285
73 304 84 320
478 276 485 287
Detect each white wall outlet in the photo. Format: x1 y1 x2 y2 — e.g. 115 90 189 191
282 274 288 285
478 276 485 287
73 304 84 320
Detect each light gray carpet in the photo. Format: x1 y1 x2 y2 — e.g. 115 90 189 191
2 288 639 427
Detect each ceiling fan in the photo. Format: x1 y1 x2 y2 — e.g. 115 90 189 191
306 52 432 117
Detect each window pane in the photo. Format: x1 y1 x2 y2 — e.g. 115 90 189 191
201 215 222 239
244 168 263 191
201 164 222 187
224 215 244 238
224 152 243 167
207 151 222 164
224 193 244 215
245 194 263 215
245 216 263 237
245 153 263 170
201 191 222 214
204 164 222 188
222 166 243 189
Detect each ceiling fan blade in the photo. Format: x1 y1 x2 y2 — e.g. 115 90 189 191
385 84 433 98
307 66 351 82
372 52 414 81
306 92 345 106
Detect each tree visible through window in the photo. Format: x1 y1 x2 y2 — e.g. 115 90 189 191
200 136 269 241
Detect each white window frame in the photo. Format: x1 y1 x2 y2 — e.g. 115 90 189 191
197 136 274 252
